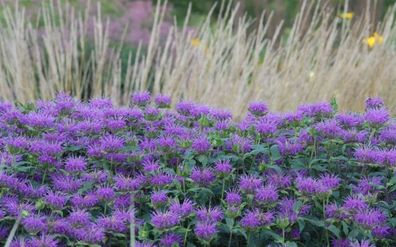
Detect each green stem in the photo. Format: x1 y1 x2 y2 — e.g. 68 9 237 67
228 230 233 247
5 214 22 247
130 193 135 247
221 178 226 201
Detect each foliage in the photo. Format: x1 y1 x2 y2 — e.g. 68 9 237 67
0 93 395 246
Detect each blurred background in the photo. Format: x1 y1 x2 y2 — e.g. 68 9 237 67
1 0 396 116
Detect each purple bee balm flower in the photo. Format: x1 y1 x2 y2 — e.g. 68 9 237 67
355 177 382 195
295 176 322 194
64 156 87 172
255 185 279 203
0 225 9 239
256 121 277 135
28 235 59 247
160 233 183 247
214 160 232 175
44 191 67 209
278 198 307 223
97 215 128 232
114 175 145 191
210 108 233 120
318 174 340 190
239 175 262 194
336 113 364 128
325 203 339 218
354 208 387 229
332 239 351 247
131 91 151 106
350 240 375 247
99 135 125 152
196 207 223 223
379 127 396 144
372 225 391 238
67 210 91 226
194 222 217 240
240 209 272 230
151 191 168 207
364 108 390 126
190 167 215 186
151 210 180 230
157 136 177 150
225 190 242 206
248 102 268 117
22 215 48 233
176 101 195 116
365 97 384 110
51 175 82 193
95 187 115 201
266 173 292 188
155 94 172 108
150 173 174 187
343 195 368 212
142 159 160 173
297 102 333 118
169 199 194 217
191 137 211 153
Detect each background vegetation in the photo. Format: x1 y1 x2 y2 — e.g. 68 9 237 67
0 0 395 117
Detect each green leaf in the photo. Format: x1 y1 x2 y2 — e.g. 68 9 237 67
196 155 208 166
327 225 340 238
270 145 282 161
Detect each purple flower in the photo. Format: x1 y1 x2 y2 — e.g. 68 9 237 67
255 185 279 203
64 156 87 172
67 210 91 226
248 102 268 116
364 108 390 125
256 121 277 135
239 175 262 194
240 209 273 230
97 215 128 232
131 91 151 106
150 173 174 187
343 195 368 211
151 211 180 230
191 137 211 153
151 191 168 207
44 191 67 209
155 94 171 108
350 240 375 247
160 233 183 247
332 239 351 247
297 102 333 118
354 208 387 228
95 187 115 201
318 174 340 190
195 222 217 240
22 215 47 233
214 160 232 175
196 207 223 223
365 97 384 110
190 168 215 186
225 190 242 206
28 235 59 247
169 199 194 217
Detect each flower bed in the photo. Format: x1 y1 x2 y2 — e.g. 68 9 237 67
0 93 395 246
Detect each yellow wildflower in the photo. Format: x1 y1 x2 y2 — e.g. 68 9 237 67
373 32 384 44
364 32 384 48
339 12 354 20
191 38 201 47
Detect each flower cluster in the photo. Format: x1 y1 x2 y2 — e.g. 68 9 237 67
0 93 395 246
